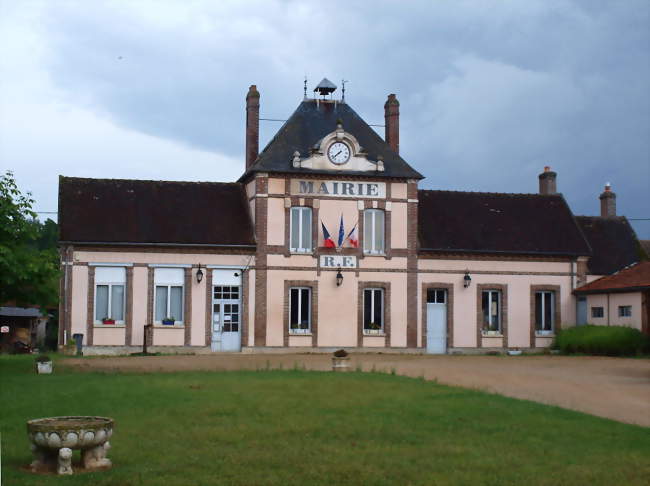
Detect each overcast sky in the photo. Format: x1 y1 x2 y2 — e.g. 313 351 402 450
1 0 648 237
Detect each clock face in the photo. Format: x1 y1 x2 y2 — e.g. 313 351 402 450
327 142 351 165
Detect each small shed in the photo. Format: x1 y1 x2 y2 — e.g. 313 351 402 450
573 261 650 334
0 306 48 352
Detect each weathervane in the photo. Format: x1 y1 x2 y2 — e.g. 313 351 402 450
304 76 308 99
341 79 348 101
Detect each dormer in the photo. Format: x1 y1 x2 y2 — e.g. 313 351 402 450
238 81 423 183
291 120 384 173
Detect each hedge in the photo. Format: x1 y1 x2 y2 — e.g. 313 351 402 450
553 325 650 356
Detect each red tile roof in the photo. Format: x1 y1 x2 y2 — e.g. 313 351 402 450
574 261 650 294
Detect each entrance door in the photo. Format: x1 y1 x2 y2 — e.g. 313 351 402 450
426 289 447 354
577 297 587 326
211 285 241 352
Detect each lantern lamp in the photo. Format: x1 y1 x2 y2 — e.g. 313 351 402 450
336 267 344 287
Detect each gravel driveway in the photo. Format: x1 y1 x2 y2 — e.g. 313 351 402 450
64 353 650 427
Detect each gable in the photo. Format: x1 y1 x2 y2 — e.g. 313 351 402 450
239 100 423 181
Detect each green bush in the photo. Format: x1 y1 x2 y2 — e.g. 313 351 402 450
554 325 650 356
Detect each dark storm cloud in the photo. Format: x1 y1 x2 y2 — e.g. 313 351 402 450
25 1 650 235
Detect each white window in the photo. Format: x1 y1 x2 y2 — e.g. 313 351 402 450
591 306 604 318
289 287 311 334
618 305 632 317
427 289 446 304
535 291 555 334
94 267 126 325
154 268 184 325
363 288 384 334
290 207 312 253
363 209 385 254
482 290 501 334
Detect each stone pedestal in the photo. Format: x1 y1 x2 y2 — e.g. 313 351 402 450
27 416 114 475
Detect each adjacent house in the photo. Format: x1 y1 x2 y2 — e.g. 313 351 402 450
57 80 646 355
573 261 650 334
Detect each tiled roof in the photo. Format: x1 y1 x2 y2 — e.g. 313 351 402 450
59 177 255 247
418 190 591 256
239 100 423 181
574 261 650 294
574 216 642 275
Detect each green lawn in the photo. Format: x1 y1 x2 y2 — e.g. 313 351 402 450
1 355 648 486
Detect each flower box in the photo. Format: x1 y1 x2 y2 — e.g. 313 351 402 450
102 318 115 325
37 361 53 374
35 355 53 374
161 318 175 326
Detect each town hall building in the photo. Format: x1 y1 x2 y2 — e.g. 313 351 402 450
57 80 647 354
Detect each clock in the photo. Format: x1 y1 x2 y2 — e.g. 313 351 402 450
327 142 351 165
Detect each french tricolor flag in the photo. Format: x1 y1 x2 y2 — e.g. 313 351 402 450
321 221 336 248
347 223 359 248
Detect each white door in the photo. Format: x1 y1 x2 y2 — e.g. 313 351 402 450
211 285 241 352
577 297 587 325
426 289 447 354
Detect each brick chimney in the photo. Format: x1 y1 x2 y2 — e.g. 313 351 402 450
599 183 616 217
384 93 400 154
538 166 557 195
245 85 260 170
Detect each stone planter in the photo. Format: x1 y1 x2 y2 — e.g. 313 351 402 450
36 361 53 374
27 416 114 475
507 350 522 356
332 356 350 372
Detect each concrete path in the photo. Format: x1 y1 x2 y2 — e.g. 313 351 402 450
64 354 650 427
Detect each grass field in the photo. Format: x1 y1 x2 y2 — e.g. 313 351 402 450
1 355 649 486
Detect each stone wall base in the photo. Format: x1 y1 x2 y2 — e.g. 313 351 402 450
68 345 212 356
71 345 554 356
241 346 426 354
448 347 552 355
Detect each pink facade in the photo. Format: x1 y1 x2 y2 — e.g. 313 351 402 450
584 292 643 330
61 174 586 353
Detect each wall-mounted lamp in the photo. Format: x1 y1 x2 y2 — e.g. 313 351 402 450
463 271 471 288
336 267 344 287
196 264 204 284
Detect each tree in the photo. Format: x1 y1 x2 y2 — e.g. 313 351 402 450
0 171 59 309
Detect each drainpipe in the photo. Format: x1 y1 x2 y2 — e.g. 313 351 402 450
571 259 576 325
607 293 610 326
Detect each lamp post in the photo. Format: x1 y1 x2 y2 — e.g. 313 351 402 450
196 264 204 284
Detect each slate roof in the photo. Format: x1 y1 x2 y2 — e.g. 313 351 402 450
59 177 255 247
640 240 650 257
239 100 423 181
418 190 591 256
574 261 650 294
0 306 42 317
574 216 643 275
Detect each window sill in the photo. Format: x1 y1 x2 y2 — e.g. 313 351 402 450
94 324 126 328
290 250 313 255
289 332 312 336
363 332 386 337
481 332 503 337
535 332 555 337
153 324 185 329
363 252 386 257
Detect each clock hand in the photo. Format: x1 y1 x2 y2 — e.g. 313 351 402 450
334 151 342 157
